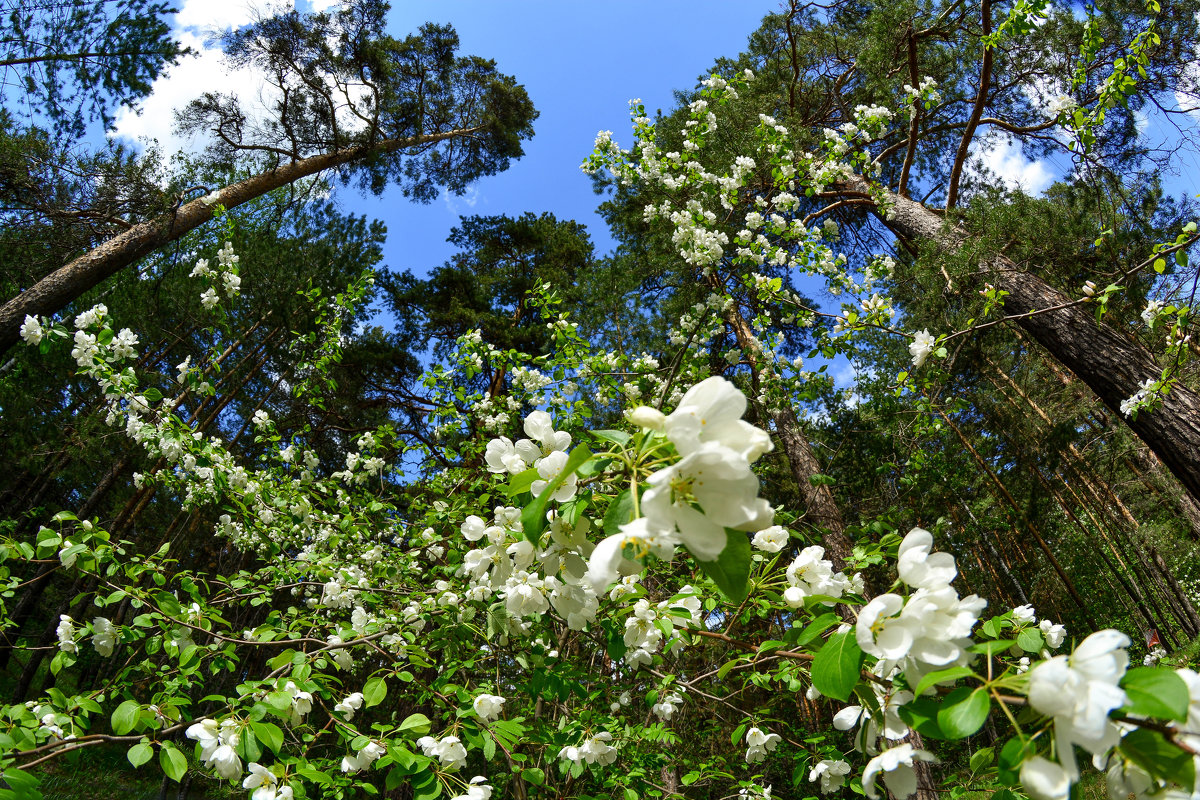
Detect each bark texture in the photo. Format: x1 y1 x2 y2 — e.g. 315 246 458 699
847 176 1200 502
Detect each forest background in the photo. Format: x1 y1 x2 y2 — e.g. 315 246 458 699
3 0 1200 799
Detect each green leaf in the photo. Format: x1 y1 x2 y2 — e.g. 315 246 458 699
266 691 293 711
1121 667 1190 722
694 529 752 602
0 769 41 799
296 765 333 785
143 387 163 403
898 696 947 741
251 721 284 754
521 767 545 785
937 687 990 738
127 742 153 768
602 490 635 537
914 666 975 698
412 769 442 800
1016 628 1044 653
112 699 140 735
969 747 994 773
505 468 539 497
969 639 1017 657
521 444 593 542
810 632 864 702
793 613 840 647
482 731 496 761
159 743 186 782
485 601 508 641
591 429 631 446
998 737 1033 784
1120 728 1196 787
399 713 431 736
363 677 388 708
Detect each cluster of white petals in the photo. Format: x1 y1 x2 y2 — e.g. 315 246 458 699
809 759 851 793
588 377 775 590
418 734 469 770
1026 629 1130 777
340 740 385 773
862 744 939 800
472 693 506 722
186 718 243 780
559 732 618 767
450 776 493 800
745 726 781 763
244 763 293 800
783 545 860 607
855 528 986 687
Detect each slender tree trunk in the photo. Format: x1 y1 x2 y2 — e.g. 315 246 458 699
0 128 480 353
1151 547 1200 636
846 176 1200 503
714 279 853 563
936 408 1091 616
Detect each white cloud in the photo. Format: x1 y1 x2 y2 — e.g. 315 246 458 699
442 185 481 215
971 134 1055 196
109 0 291 159
174 0 267 34
109 31 267 158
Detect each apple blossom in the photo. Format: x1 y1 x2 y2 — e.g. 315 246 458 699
861 744 938 800
472 693 506 722
809 759 851 793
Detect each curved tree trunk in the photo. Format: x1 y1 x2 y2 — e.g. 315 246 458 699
0 127 480 354
845 176 1200 503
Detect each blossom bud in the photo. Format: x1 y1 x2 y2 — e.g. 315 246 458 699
628 406 667 431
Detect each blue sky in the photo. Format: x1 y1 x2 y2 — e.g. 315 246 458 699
371 1 771 277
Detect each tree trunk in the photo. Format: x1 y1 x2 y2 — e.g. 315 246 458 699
846 176 1200 503
0 127 480 353
714 278 854 564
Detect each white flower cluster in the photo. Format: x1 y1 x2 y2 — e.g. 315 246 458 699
1141 299 1163 326
333 692 364 720
244 763 293 800
1119 377 1158 417
751 525 789 552
450 776 493 800
190 242 242 310
745 726 781 763
902 76 942 116
1020 630 1136 795
1046 94 1078 117
340 739 385 773
621 589 703 668
651 690 684 720
472 693 505 722
809 758 851 793
91 616 118 656
484 411 576 500
20 314 46 345
782 545 863 607
559 732 617 767
588 377 775 590
186 718 243 780
908 330 937 368
863 744 939 800
55 614 77 654
856 528 987 688
417 734 469 770
834 665 912 751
